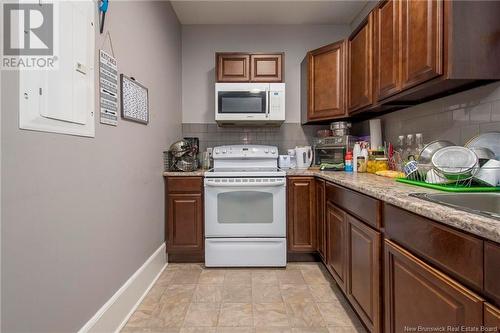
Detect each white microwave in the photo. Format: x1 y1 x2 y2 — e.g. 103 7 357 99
215 83 285 125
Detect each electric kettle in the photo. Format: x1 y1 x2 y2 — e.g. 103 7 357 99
295 146 313 169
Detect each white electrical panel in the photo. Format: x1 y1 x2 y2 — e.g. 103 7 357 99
19 1 95 137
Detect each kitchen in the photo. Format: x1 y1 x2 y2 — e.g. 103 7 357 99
1 1 500 333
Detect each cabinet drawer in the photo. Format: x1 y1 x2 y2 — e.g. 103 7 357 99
485 241 500 306
384 203 483 291
325 182 381 229
167 177 203 193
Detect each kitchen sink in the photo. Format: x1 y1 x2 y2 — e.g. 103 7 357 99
410 192 500 220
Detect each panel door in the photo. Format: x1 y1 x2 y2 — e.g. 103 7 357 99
401 0 443 89
167 193 203 253
250 54 283 82
346 215 381 333
308 41 346 121
384 239 483 333
287 177 316 252
326 202 347 290
374 0 401 100
216 53 250 82
348 14 373 113
315 178 326 261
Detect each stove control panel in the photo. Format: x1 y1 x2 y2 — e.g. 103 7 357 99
212 145 278 159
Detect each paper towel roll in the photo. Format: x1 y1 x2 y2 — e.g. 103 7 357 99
369 119 382 150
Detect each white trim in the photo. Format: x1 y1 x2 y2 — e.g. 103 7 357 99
78 243 167 333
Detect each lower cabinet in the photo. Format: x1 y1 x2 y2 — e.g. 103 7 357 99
384 239 484 333
326 202 347 291
484 303 500 329
315 178 326 261
166 177 204 262
346 215 381 333
287 177 316 254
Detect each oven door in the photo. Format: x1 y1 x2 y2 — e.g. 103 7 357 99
204 177 286 237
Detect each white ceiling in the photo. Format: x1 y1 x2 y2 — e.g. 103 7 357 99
171 0 371 25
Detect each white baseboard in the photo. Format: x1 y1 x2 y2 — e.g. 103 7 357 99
78 243 167 333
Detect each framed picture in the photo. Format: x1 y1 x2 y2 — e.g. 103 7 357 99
120 74 149 124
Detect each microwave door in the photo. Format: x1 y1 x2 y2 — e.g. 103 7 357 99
218 91 267 114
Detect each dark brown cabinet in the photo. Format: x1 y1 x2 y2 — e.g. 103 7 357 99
348 13 373 113
287 177 316 253
315 178 326 261
384 239 484 333
302 40 346 123
346 215 381 333
485 241 500 306
216 53 250 82
216 52 283 82
400 0 443 89
326 202 347 291
165 177 204 262
484 303 500 330
374 0 401 101
250 54 283 82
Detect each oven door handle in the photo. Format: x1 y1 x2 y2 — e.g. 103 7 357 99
205 180 285 187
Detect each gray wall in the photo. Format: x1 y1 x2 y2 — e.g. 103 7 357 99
351 82 500 145
1 2 181 332
181 24 351 124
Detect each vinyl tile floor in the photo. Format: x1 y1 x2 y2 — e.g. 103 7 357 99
121 262 367 333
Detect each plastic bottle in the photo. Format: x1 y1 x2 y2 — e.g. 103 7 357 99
352 143 361 173
345 151 353 172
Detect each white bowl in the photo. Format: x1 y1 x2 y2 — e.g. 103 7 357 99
474 159 500 186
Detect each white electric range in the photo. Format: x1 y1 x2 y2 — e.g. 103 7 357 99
204 145 286 267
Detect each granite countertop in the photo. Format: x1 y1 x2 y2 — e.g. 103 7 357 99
289 169 500 243
163 168 500 243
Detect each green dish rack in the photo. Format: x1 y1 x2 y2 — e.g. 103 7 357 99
396 178 500 192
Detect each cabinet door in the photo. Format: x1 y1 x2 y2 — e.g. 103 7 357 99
167 193 203 253
348 14 373 113
374 0 401 101
287 177 316 253
485 241 500 306
326 202 347 290
346 215 381 333
384 239 483 333
484 303 500 330
250 54 283 82
401 0 443 89
315 178 326 262
216 53 250 82
308 41 346 121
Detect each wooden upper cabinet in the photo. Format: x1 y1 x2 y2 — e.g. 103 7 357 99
348 14 373 113
287 177 316 253
306 41 346 122
384 239 483 333
217 53 250 82
401 0 443 89
250 54 283 82
326 202 347 291
216 52 283 82
374 0 401 101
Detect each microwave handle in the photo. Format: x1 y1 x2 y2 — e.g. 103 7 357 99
266 89 270 118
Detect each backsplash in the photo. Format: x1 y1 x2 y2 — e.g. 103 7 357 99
360 82 500 146
182 123 328 154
